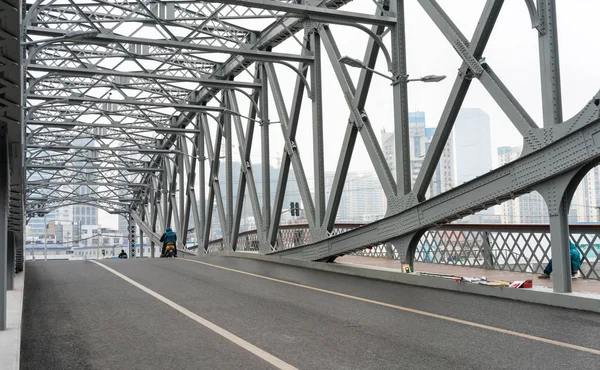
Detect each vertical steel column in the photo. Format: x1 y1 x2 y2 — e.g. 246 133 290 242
537 0 563 127
198 116 206 253
182 133 198 250
162 161 168 230
537 174 575 293
390 0 411 196
266 47 309 248
310 29 325 226
178 139 186 250
150 183 157 258
0 129 8 330
128 213 136 258
260 63 271 242
224 93 234 246
548 201 572 292
7 231 14 290
229 89 262 250
323 17 386 232
139 209 145 258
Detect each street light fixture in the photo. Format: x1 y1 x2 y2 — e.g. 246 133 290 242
338 55 446 84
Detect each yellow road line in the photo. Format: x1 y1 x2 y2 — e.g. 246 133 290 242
91 261 297 370
180 258 600 356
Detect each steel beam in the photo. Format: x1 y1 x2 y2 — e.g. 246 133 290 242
310 30 325 227
27 94 225 112
390 0 411 196
0 130 8 330
413 0 504 201
27 121 205 134
320 26 397 199
209 0 395 26
26 165 161 171
229 89 263 248
28 64 262 89
267 51 309 247
271 114 600 261
536 0 563 127
196 116 206 253
323 15 386 232
259 64 271 248
89 33 314 63
265 62 316 229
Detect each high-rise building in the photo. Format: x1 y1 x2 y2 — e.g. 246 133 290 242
424 127 455 197
497 146 521 223
454 108 492 184
72 133 99 226
381 111 455 199
336 172 385 222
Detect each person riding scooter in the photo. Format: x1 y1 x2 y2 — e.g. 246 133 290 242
160 227 177 257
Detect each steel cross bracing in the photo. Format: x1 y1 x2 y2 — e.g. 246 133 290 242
22 1 600 293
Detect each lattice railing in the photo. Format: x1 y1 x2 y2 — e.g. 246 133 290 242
205 224 600 280
205 224 363 253
356 224 600 280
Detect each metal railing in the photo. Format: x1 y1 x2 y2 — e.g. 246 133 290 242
205 224 363 253
357 224 600 280
205 223 600 280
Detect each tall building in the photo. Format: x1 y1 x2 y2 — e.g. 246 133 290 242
454 108 492 184
72 133 99 226
336 172 385 222
381 111 455 199
424 127 455 196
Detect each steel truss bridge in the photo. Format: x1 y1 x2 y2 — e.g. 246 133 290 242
1 0 600 329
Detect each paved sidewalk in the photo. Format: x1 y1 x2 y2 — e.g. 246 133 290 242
0 271 24 370
337 255 600 295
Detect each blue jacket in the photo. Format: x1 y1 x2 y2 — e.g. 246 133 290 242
570 242 582 271
161 227 177 244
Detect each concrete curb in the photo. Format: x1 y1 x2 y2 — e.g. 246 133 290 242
213 252 600 313
0 268 25 370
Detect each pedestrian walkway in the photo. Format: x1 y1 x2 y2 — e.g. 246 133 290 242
337 255 600 295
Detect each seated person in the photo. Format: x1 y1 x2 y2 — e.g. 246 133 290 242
539 241 581 279
160 227 177 257
118 249 128 259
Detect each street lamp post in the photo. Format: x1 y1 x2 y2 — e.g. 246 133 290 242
338 56 446 84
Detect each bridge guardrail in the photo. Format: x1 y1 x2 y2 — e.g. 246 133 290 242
205 224 600 280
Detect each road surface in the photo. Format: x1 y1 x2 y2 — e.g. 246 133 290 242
20 256 600 369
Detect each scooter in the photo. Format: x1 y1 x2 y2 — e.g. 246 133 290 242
162 242 176 258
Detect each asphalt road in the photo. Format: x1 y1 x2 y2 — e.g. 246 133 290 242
21 256 600 370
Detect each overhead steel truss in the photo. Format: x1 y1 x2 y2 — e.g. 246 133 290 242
20 0 600 295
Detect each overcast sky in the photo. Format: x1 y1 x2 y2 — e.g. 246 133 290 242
98 0 600 228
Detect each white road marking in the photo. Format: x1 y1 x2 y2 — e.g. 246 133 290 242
180 258 600 356
91 260 297 370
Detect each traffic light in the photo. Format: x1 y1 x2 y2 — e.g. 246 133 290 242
290 202 294 214
294 202 300 217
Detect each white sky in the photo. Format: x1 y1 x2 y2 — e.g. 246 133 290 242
98 0 600 228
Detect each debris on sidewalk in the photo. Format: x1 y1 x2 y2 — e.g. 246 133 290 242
416 271 533 288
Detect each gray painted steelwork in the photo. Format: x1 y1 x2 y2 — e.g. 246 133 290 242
15 0 600 301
